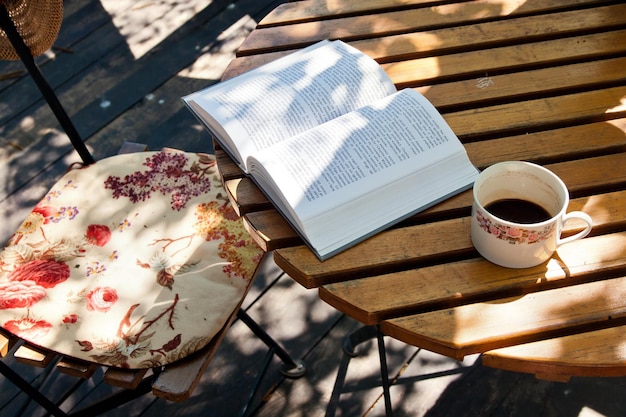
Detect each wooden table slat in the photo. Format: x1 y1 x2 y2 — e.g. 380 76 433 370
420 56 626 112
243 0 613 53
215 148 246 182
446 86 626 141
243 210 303 252
383 30 626 89
482 325 626 382
258 0 459 27
320 228 626 324
381 275 626 360
465 118 626 169
225 177 273 216
351 3 626 64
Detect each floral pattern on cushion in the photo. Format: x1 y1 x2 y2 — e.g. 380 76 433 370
0 151 263 369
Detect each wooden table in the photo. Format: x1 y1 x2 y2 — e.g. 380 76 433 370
218 0 626 414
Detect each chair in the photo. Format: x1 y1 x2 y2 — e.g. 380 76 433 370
0 1 304 416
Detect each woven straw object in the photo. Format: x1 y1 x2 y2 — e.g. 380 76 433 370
0 0 63 60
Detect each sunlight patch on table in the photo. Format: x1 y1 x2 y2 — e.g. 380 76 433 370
550 233 626 280
385 56 441 83
435 0 529 17
606 96 626 114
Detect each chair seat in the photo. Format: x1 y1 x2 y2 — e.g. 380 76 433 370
0 151 263 369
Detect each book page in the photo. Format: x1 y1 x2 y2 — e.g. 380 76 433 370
184 40 396 169
247 89 468 223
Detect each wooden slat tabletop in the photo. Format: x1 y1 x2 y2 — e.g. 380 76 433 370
382 275 626 360
219 0 626 377
481 324 626 381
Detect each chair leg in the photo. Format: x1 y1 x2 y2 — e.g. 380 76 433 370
0 357 160 417
0 5 95 166
0 360 68 417
234 309 305 417
238 345 275 417
236 309 306 378
68 372 158 417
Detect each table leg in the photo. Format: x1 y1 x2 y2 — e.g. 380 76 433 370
377 326 393 417
341 325 394 416
343 325 379 357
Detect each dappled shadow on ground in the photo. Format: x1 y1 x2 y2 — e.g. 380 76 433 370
425 357 626 417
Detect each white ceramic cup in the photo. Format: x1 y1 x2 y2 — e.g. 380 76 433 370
470 161 593 268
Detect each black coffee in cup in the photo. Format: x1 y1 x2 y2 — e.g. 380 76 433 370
484 198 552 224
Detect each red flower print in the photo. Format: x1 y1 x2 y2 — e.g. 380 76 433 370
4 318 52 341
506 227 523 238
86 287 118 312
527 232 540 243
63 314 79 324
32 204 56 224
76 340 93 352
489 225 501 237
86 224 111 247
104 152 212 211
0 281 46 309
8 259 70 288
162 334 182 352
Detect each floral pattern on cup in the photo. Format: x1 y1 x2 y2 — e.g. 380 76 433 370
476 209 554 244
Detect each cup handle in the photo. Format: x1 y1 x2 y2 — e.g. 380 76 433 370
556 211 593 247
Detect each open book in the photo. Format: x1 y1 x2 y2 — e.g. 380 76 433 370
183 40 479 261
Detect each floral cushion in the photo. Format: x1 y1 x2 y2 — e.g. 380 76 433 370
0 151 263 369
